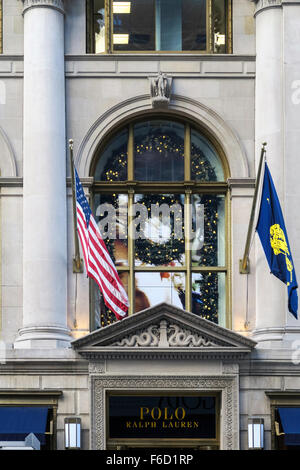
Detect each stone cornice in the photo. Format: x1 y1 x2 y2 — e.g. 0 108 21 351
23 0 65 14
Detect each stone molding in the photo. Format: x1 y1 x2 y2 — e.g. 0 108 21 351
23 0 65 14
91 375 239 450
0 125 17 177
75 94 250 179
14 325 71 349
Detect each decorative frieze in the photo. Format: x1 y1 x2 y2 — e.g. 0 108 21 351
23 0 65 14
111 320 224 348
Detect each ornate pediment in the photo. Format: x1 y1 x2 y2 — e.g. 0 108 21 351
72 303 256 360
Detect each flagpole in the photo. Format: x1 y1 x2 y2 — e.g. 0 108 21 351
239 142 267 274
69 139 83 273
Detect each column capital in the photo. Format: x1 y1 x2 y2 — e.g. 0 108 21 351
23 0 65 15
248 0 281 15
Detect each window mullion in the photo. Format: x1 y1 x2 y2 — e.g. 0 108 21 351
106 0 112 53
207 0 213 53
185 190 192 312
184 123 191 182
227 0 233 54
128 189 135 315
127 124 135 314
128 124 134 181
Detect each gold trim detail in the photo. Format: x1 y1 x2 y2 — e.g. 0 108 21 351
90 116 230 329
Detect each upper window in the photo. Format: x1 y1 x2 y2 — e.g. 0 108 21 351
91 117 229 330
87 0 232 54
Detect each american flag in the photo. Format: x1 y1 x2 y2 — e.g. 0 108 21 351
75 168 129 320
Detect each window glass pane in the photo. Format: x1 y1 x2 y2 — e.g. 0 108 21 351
135 272 185 312
191 129 224 181
134 194 185 267
213 0 227 53
94 0 106 53
92 0 229 53
156 0 183 51
112 0 207 52
94 193 128 266
191 195 225 267
191 272 226 325
113 0 155 51
182 0 206 51
94 128 128 181
134 120 185 181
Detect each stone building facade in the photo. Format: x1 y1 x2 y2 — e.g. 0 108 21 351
0 0 300 450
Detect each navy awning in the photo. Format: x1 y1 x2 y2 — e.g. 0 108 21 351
278 407 300 446
0 407 49 445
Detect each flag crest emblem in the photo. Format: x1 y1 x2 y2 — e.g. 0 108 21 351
256 163 298 318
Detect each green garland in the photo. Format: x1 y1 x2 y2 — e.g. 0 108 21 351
134 194 185 266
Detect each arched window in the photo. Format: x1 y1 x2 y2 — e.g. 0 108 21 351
91 117 229 329
87 0 232 54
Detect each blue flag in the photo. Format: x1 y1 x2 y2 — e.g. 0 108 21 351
256 163 298 318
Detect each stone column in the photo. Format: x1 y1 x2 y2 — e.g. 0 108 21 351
251 0 300 346
281 0 300 342
14 0 70 348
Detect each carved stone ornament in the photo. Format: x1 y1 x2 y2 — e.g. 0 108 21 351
91 375 239 450
150 72 172 108
23 0 65 14
248 0 283 14
112 320 221 348
89 361 106 374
